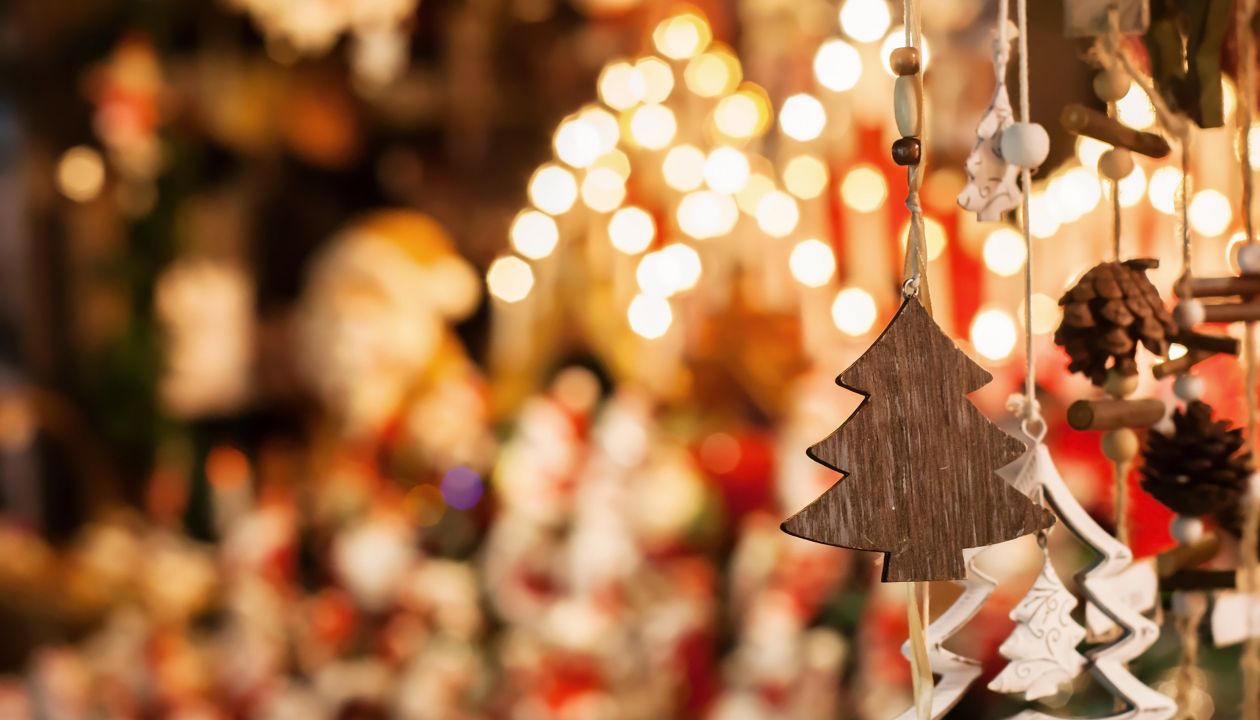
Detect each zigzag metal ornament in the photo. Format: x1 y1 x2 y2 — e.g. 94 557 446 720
891 548 995 719
997 444 1176 720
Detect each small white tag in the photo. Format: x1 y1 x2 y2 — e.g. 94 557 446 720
1212 591 1260 647
1064 0 1150 37
1085 559 1158 636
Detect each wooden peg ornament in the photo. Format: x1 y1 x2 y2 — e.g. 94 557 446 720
1060 103 1172 158
782 296 1054 582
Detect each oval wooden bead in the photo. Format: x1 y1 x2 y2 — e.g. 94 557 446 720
1098 148 1134 180
1093 67 1130 103
891 137 921 166
1101 428 1139 462
890 47 920 76
894 76 921 137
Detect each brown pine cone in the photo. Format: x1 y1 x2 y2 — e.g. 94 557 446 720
1141 400 1250 517
1054 259 1177 386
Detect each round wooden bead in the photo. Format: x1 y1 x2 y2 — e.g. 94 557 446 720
890 47 920 76
1098 148 1134 180
1173 298 1205 329
1170 516 1204 544
1093 67 1130 103
1238 243 1260 275
1173 373 1204 401
999 122 1050 169
1102 369 1138 398
1101 428 1139 462
894 76 922 137
891 137 921 166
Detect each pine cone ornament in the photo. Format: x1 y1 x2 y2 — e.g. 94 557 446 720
1054 259 1177 386
1141 400 1250 517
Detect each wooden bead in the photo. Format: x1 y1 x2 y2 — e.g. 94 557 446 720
1173 374 1204 401
1238 243 1260 275
1093 68 1130 103
1102 369 1138 398
891 137 921 166
1173 299 1205 329
894 76 921 137
1101 428 1140 461
1170 516 1204 544
890 47 920 76
999 122 1050 169
1098 148 1134 180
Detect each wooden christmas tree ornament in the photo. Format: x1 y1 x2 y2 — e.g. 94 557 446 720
781 295 1055 582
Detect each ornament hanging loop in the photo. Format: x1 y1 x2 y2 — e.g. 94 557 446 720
902 276 921 299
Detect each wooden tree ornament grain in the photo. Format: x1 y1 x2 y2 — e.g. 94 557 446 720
781 295 1055 582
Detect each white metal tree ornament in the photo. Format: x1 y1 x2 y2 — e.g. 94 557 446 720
892 549 995 719
997 444 1176 720
989 540 1087 701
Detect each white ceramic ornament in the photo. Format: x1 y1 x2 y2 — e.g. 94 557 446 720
1237 243 1260 275
1173 374 1204 401
1212 590 1260 646
892 548 994 720
1001 123 1050 169
958 22 1022 222
997 444 1176 720
989 544 1087 701
1169 516 1204 544
1093 68 1130 102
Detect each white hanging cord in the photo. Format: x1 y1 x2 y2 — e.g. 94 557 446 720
1014 0 1040 438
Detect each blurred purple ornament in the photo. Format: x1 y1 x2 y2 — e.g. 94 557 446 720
441 467 483 510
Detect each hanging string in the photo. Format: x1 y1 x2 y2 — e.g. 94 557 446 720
897 3 932 717
1235 0 1260 715
1013 0 1039 440
900 0 930 315
1172 596 1206 716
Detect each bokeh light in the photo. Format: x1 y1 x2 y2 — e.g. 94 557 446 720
1189 189 1233 237
814 39 862 92
779 94 827 141
627 293 673 338
831 287 878 335
608 206 656 255
685 49 741 97
754 191 800 237
713 87 770 140
789 239 837 288
636 57 675 104
57 145 106 202
580 167 627 212
628 104 677 149
510 210 560 260
663 144 707 191
441 467 484 510
839 0 892 42
487 256 535 303
598 61 645 110
528 164 578 215
554 116 603 168
783 154 829 199
970 309 1017 360
982 227 1026 277
840 164 888 212
704 147 750 194
1115 82 1156 129
678 190 739 239
652 13 712 60
1147 166 1182 215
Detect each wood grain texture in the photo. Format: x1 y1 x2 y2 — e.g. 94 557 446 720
781 296 1054 582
